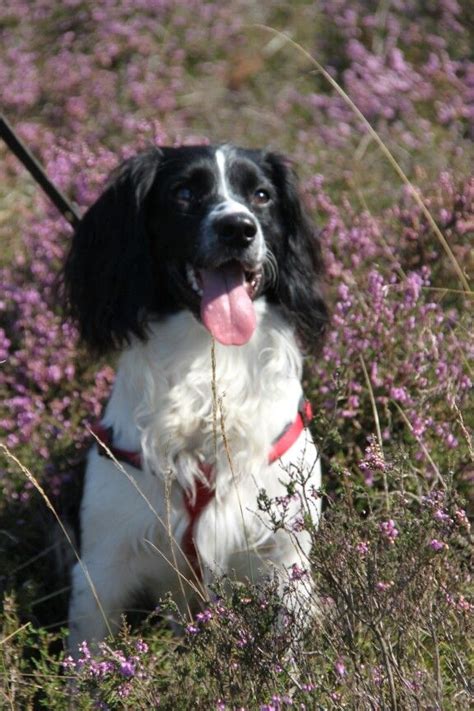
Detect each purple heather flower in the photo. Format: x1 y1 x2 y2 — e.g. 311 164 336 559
454 509 470 529
450 595 472 613
359 437 385 486
117 683 131 698
62 655 76 671
236 630 251 648
291 517 305 533
334 658 346 677
376 580 394 592
355 541 369 556
390 386 409 404
289 563 308 581
78 640 91 659
429 539 446 551
119 660 135 677
89 659 114 678
135 639 149 654
196 609 213 623
445 433 458 448
433 509 451 522
185 624 200 635
380 519 399 543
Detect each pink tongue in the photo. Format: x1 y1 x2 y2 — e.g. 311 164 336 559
200 263 256 345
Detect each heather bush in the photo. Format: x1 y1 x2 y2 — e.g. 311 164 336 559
1 0 472 708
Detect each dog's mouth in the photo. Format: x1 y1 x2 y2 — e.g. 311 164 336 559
185 260 263 346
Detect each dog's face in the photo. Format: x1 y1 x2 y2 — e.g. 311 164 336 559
63 144 327 352
146 146 290 346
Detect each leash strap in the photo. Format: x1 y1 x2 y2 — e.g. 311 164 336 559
0 113 81 229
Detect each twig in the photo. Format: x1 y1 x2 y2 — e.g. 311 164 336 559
0 622 31 647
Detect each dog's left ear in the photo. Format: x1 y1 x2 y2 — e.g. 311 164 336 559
266 153 329 352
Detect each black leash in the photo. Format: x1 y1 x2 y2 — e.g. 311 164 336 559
0 113 81 229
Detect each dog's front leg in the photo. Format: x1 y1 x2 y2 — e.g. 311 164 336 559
68 551 132 657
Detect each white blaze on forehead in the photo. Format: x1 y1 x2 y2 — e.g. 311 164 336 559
214 147 250 214
215 147 231 199
212 146 266 262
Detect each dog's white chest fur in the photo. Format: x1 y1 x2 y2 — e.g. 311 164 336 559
107 302 303 489
70 304 320 651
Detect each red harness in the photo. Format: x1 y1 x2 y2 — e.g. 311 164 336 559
91 399 313 577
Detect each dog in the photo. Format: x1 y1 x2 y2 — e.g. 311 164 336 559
64 144 328 653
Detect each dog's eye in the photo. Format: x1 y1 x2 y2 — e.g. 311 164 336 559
174 186 195 204
252 189 271 206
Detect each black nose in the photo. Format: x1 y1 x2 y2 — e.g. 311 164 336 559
213 213 257 247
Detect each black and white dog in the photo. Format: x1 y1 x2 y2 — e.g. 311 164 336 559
64 144 327 652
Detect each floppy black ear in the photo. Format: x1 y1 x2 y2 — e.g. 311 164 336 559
266 153 329 352
62 149 161 354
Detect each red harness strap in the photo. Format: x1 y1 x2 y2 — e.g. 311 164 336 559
91 399 313 578
90 423 142 470
182 463 214 576
268 399 313 464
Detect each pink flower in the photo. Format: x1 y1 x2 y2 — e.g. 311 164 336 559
186 624 200 635
380 519 399 543
376 580 394 591
359 437 385 486
119 660 135 677
289 563 308 581
62 655 76 671
454 509 470 530
135 639 149 653
335 658 346 677
433 509 451 522
117 682 131 698
196 609 213 623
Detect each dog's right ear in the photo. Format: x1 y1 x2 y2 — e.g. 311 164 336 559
62 149 162 354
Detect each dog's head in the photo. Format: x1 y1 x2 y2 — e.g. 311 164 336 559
63 145 328 352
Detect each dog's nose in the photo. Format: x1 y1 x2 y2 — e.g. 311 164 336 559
214 213 257 247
